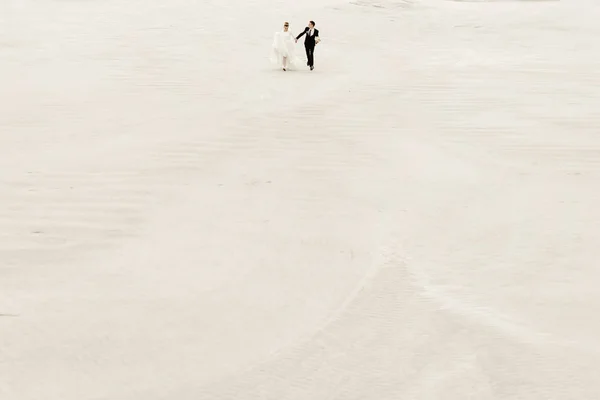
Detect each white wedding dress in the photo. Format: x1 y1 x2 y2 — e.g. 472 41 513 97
270 29 299 69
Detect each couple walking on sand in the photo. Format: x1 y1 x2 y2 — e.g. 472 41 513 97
271 21 320 71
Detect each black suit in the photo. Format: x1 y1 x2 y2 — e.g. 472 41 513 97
296 27 319 67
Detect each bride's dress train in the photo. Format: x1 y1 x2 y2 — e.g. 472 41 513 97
270 30 299 70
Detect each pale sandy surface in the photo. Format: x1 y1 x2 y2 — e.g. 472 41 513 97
1 0 600 398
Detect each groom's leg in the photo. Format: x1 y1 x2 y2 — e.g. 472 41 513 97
307 46 314 67
305 46 310 66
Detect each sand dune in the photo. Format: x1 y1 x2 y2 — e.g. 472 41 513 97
1 0 600 398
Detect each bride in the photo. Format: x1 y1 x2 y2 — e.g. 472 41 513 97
270 22 299 71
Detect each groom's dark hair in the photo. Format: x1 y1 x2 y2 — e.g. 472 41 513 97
309 20 315 27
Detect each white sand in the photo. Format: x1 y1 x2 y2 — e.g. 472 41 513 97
1 0 600 398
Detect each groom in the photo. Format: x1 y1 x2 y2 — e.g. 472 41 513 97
295 21 319 70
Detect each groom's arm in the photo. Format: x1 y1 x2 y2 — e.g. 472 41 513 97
296 28 308 40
